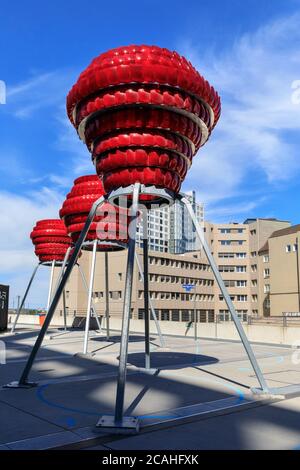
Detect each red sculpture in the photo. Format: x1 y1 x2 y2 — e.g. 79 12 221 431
30 219 72 262
59 175 128 250
66 45 221 194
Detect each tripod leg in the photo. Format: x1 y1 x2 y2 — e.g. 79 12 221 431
83 240 97 355
135 252 165 347
46 260 55 312
114 183 140 424
5 195 105 387
78 264 102 333
181 196 269 393
142 210 150 369
62 289 67 331
11 263 41 333
104 252 110 340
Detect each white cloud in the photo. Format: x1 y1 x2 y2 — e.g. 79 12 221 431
181 12 300 219
0 188 63 308
6 69 76 119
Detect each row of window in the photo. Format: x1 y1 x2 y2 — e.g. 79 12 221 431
137 309 215 322
219 265 247 273
138 291 214 302
219 252 247 259
219 240 245 246
219 294 248 302
138 272 213 286
149 256 211 271
218 228 245 234
224 280 247 287
286 244 298 253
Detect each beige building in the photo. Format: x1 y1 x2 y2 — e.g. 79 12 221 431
54 248 215 325
258 225 300 316
53 217 292 324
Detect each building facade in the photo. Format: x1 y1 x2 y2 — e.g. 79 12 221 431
258 225 300 316
136 191 204 254
53 217 292 323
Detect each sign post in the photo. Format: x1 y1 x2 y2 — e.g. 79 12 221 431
182 283 197 342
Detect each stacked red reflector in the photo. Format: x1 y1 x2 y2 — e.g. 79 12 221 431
59 175 128 250
30 219 73 263
66 45 221 194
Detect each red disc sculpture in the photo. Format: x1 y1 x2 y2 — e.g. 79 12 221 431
59 175 128 250
66 45 221 195
30 219 73 263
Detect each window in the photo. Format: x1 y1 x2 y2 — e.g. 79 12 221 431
237 295 247 302
219 252 234 258
286 245 291 253
251 264 257 272
138 309 144 319
264 284 270 293
117 273 123 281
181 310 190 322
161 310 170 321
251 251 257 258
264 268 270 278
236 253 247 259
252 295 258 302
110 291 122 300
293 244 298 252
263 255 269 263
250 229 257 235
171 310 180 321
236 266 247 272
236 280 247 287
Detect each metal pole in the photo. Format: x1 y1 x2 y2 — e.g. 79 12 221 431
52 246 72 298
105 252 110 340
114 183 140 424
12 196 105 386
11 263 41 333
143 210 150 369
135 252 165 347
46 260 56 312
83 240 98 355
77 263 102 332
62 289 67 331
182 196 269 393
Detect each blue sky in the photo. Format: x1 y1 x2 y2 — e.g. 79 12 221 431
0 0 300 307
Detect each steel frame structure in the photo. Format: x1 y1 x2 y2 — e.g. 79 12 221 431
5 184 272 433
10 252 102 337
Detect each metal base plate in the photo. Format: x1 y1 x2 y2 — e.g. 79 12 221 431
96 415 139 434
73 352 96 358
251 384 300 399
3 381 37 389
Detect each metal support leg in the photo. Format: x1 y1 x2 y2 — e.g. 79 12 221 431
135 252 165 347
97 183 140 431
182 196 269 393
142 210 150 370
46 260 55 312
4 195 105 388
105 252 110 340
11 263 41 333
83 240 97 355
78 264 102 332
62 289 67 331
